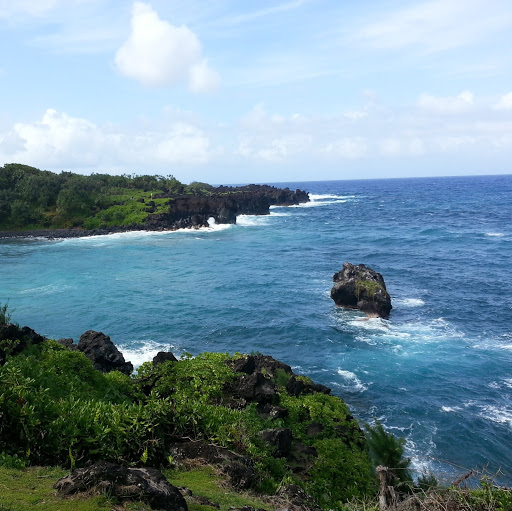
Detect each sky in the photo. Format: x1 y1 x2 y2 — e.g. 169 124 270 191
1 0 512 184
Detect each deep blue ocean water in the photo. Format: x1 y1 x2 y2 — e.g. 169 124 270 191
1 174 511 483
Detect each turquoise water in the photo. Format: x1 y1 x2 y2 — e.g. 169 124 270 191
1 174 511 482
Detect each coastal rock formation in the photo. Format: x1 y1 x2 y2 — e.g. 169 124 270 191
0 323 47 365
330 263 392 318
169 440 256 489
144 185 309 231
54 461 187 511
77 330 133 374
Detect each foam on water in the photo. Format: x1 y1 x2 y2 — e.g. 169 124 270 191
309 194 356 200
485 232 505 237
336 369 368 392
19 283 74 295
236 215 270 226
395 298 425 307
117 340 183 369
479 405 512 426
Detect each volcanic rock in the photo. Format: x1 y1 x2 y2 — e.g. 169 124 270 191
152 351 178 365
54 461 187 511
330 262 392 318
260 428 293 457
77 330 133 374
169 440 255 489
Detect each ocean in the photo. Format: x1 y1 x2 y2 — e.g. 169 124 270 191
1 174 511 483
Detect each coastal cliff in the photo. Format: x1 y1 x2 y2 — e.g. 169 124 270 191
0 163 309 238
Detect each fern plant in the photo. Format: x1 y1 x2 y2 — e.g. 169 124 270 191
364 421 413 488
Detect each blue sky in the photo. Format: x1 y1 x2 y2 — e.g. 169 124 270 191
1 0 512 183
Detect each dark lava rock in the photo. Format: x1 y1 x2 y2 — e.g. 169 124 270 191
229 354 292 377
77 330 133 374
0 323 47 364
260 428 293 457
275 484 324 511
54 461 187 511
235 372 276 403
285 376 331 397
257 403 289 420
56 338 77 350
330 262 392 318
152 351 178 365
169 440 255 489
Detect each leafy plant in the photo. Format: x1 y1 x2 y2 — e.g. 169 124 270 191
364 421 412 489
0 302 13 325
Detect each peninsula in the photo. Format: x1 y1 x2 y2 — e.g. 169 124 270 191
0 163 309 239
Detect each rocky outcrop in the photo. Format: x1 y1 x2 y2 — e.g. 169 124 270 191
77 330 133 374
260 428 293 457
286 375 331 397
152 351 178 365
145 185 309 231
0 323 47 365
54 461 187 511
330 262 392 318
169 440 255 489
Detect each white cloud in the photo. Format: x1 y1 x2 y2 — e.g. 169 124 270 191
115 2 219 92
355 0 512 53
417 91 475 114
493 92 512 110
323 137 368 159
0 109 212 170
0 0 72 18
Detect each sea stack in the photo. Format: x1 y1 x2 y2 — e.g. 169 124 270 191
330 262 392 318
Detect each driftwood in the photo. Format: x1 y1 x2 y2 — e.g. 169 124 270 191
377 465 398 510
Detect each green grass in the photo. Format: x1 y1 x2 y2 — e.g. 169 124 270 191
166 465 271 511
0 466 153 511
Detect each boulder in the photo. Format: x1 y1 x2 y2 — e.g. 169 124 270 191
235 372 276 403
77 330 133 374
0 323 47 364
169 440 255 489
56 338 77 350
152 351 178 365
285 376 331 397
229 353 292 377
54 461 187 511
330 262 392 318
260 428 293 457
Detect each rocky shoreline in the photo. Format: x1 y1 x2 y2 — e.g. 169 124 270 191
0 184 309 240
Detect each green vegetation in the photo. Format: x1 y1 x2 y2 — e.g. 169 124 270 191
0 163 185 230
355 279 383 302
364 420 413 489
1 311 511 510
166 465 272 511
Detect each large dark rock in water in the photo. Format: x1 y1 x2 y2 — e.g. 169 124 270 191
330 262 392 318
54 461 187 511
77 330 133 374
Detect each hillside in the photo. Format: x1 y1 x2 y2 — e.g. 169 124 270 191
0 163 308 235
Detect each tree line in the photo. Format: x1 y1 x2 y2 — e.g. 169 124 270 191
0 163 212 229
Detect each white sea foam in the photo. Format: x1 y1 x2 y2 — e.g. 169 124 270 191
336 369 368 392
441 406 461 413
309 194 356 200
236 215 270 227
117 340 182 369
289 199 348 208
395 298 425 307
20 283 73 295
485 232 505 237
479 405 512 426
61 224 232 244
